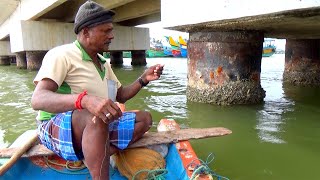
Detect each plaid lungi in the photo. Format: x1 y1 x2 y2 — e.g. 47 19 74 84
37 111 136 161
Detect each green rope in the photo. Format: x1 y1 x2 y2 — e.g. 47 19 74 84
132 169 168 180
189 153 230 180
44 156 90 175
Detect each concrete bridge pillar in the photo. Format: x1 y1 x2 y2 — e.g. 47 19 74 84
187 31 266 105
0 56 10 65
110 51 123 65
15 52 27 69
131 50 146 66
283 39 320 85
10 56 16 64
26 51 47 70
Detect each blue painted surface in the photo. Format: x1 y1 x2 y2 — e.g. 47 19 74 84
164 144 189 180
180 45 187 58
0 144 189 180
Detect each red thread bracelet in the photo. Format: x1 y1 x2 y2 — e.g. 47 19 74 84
75 90 87 110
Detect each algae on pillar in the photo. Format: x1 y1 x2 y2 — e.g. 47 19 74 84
15 52 27 69
26 51 47 71
187 31 266 105
283 39 320 85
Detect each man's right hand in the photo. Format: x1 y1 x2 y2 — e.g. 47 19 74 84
81 95 122 123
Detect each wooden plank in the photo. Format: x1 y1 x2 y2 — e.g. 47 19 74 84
0 127 232 158
0 133 38 175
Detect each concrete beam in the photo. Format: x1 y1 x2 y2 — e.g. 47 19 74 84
168 7 320 39
10 21 75 53
9 21 149 53
0 41 13 56
162 0 320 27
0 0 19 25
162 0 320 39
109 25 150 50
99 0 136 9
0 0 67 40
113 0 160 22
57 0 136 23
118 12 161 26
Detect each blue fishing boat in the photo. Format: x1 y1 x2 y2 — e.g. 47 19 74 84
0 119 231 180
163 37 173 57
0 144 190 179
179 36 188 58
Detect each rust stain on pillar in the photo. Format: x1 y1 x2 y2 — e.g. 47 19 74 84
187 31 266 105
26 51 47 71
284 39 320 85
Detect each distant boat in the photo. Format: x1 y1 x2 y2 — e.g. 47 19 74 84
123 51 131 58
147 39 168 58
167 36 181 57
178 36 187 58
263 38 276 57
163 36 173 57
146 49 167 58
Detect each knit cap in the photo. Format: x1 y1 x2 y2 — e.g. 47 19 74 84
74 0 115 34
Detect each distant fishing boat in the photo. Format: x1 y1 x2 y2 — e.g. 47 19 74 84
163 37 173 57
146 49 167 58
147 39 168 58
263 38 276 57
123 51 131 58
167 36 181 57
179 36 188 58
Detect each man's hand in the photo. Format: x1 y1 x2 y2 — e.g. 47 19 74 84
141 64 165 83
81 95 122 124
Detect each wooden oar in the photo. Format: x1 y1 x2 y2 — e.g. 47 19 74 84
0 132 38 176
0 127 232 159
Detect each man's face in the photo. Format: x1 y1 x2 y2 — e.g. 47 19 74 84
87 23 114 53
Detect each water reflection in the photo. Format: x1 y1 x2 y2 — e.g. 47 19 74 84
0 129 9 149
256 99 294 144
257 54 294 144
256 54 288 143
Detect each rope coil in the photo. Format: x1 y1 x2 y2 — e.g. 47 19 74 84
44 156 90 175
188 153 230 180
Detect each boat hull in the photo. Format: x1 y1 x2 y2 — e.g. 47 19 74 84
180 45 187 58
0 144 188 180
262 47 276 57
0 119 206 179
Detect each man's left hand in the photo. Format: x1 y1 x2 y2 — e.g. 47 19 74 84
141 64 164 83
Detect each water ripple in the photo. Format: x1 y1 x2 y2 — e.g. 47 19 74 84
146 95 187 119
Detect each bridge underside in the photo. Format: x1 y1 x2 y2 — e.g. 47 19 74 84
0 0 161 69
166 7 320 105
168 7 320 39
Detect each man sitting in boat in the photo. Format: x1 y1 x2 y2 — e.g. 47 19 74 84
31 1 164 179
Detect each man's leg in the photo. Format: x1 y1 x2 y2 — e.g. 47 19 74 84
108 110 153 154
71 110 110 180
71 110 152 179
130 111 152 143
